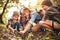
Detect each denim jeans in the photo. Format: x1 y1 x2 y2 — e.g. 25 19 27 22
11 22 20 31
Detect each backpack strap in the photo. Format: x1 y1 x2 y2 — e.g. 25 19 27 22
52 20 54 30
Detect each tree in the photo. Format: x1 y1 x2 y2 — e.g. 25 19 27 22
0 0 9 24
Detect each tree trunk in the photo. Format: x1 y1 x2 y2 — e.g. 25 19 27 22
0 0 9 24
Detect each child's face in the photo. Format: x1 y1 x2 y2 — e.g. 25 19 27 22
23 9 30 16
13 15 19 20
42 5 48 10
39 10 44 16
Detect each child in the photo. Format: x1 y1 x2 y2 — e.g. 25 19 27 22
31 0 60 32
7 11 21 33
20 8 42 34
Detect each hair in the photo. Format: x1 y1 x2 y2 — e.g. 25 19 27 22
13 11 19 17
20 7 30 15
20 7 31 24
41 0 52 6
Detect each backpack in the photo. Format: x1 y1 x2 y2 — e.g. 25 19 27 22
46 7 60 24
52 5 60 12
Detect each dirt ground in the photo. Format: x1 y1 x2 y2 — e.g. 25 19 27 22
0 24 60 40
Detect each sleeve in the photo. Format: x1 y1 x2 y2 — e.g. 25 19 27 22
8 19 12 25
7 19 12 28
29 12 38 24
45 7 59 16
17 21 20 27
42 7 59 21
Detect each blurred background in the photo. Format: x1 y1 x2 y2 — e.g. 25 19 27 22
0 0 60 40
0 0 60 24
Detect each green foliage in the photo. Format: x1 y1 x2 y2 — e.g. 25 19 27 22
0 0 4 7
26 32 33 40
0 0 20 24
51 0 60 6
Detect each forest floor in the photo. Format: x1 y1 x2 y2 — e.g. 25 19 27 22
0 24 60 40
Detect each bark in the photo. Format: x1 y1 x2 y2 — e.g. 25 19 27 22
0 0 9 24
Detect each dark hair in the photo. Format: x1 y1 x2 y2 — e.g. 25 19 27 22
41 0 52 6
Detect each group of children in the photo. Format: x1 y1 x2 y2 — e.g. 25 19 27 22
7 0 60 35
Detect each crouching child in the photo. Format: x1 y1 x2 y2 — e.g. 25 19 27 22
7 11 21 34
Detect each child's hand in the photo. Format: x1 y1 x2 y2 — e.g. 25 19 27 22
12 29 14 33
14 30 19 35
19 31 25 35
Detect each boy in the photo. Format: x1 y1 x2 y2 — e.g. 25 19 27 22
7 11 21 33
